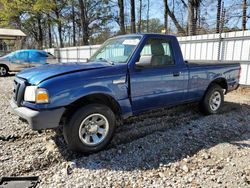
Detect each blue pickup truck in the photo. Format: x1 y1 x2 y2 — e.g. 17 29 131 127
10 34 240 153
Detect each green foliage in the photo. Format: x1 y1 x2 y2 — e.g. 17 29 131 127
141 18 164 33
0 0 54 27
33 0 55 12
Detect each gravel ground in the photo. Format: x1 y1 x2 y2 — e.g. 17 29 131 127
0 76 250 188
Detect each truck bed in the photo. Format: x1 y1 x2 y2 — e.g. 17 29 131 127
186 60 240 99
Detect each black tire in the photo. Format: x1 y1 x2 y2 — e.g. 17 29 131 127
63 104 116 154
0 65 8 77
199 84 224 115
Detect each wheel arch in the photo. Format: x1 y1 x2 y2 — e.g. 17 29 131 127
0 64 9 71
61 93 123 124
206 77 228 94
200 78 225 115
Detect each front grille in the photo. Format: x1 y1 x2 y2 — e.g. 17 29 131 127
13 77 27 107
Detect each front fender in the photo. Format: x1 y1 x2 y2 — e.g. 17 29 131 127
23 76 132 117
66 86 133 118
67 85 120 105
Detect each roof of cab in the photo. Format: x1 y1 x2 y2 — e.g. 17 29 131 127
113 33 177 39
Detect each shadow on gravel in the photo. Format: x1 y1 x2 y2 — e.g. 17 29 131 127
52 101 250 171
6 73 16 77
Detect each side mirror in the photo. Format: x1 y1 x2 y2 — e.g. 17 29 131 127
135 55 152 68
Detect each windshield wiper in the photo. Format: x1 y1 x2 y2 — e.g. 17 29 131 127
97 58 115 65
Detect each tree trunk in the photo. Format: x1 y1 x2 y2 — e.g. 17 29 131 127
146 0 150 32
72 4 76 46
118 0 125 34
58 19 63 48
242 0 247 30
198 5 201 28
130 0 136 33
138 0 142 33
78 0 89 45
216 0 222 33
37 15 43 49
164 0 168 34
188 0 195 35
48 18 52 48
194 6 199 34
53 0 64 48
56 13 63 48
165 3 186 35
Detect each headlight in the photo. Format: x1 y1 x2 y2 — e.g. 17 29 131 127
24 86 37 102
24 86 49 104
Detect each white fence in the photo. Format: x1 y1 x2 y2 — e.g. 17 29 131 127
46 30 250 86
178 31 250 86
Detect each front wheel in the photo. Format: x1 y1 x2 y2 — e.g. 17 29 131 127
200 84 224 115
63 104 116 154
0 65 8 77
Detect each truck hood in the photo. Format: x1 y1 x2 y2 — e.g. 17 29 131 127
17 62 112 85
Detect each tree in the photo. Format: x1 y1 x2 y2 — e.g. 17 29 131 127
78 0 89 45
51 0 67 48
164 2 186 35
188 0 201 36
216 0 222 33
138 0 142 33
0 0 54 49
130 0 136 33
71 0 76 46
46 14 53 48
141 18 164 33
242 0 247 30
78 0 113 45
146 0 150 32
164 0 168 34
118 0 125 34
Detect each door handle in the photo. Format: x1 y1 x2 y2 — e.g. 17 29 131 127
173 71 180 77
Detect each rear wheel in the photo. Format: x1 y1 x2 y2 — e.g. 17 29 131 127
0 65 8 77
200 84 224 115
63 104 116 154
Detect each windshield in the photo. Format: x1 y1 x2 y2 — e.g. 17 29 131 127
89 36 141 64
2 51 16 59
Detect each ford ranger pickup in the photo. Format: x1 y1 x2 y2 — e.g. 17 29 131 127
10 34 240 153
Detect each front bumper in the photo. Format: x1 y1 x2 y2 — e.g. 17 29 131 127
10 99 65 130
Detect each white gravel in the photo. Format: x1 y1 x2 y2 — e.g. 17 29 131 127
0 76 250 187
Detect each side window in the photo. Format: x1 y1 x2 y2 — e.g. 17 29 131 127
38 52 47 64
39 52 48 57
139 38 174 67
8 52 17 62
29 52 46 64
18 52 29 62
29 52 38 63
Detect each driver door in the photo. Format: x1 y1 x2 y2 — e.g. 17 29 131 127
130 38 188 113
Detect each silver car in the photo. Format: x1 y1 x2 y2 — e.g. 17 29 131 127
0 49 56 77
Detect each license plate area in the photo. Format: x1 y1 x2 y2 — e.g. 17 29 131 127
0 176 39 188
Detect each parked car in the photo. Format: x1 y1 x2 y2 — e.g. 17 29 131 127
10 34 240 154
0 49 56 76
